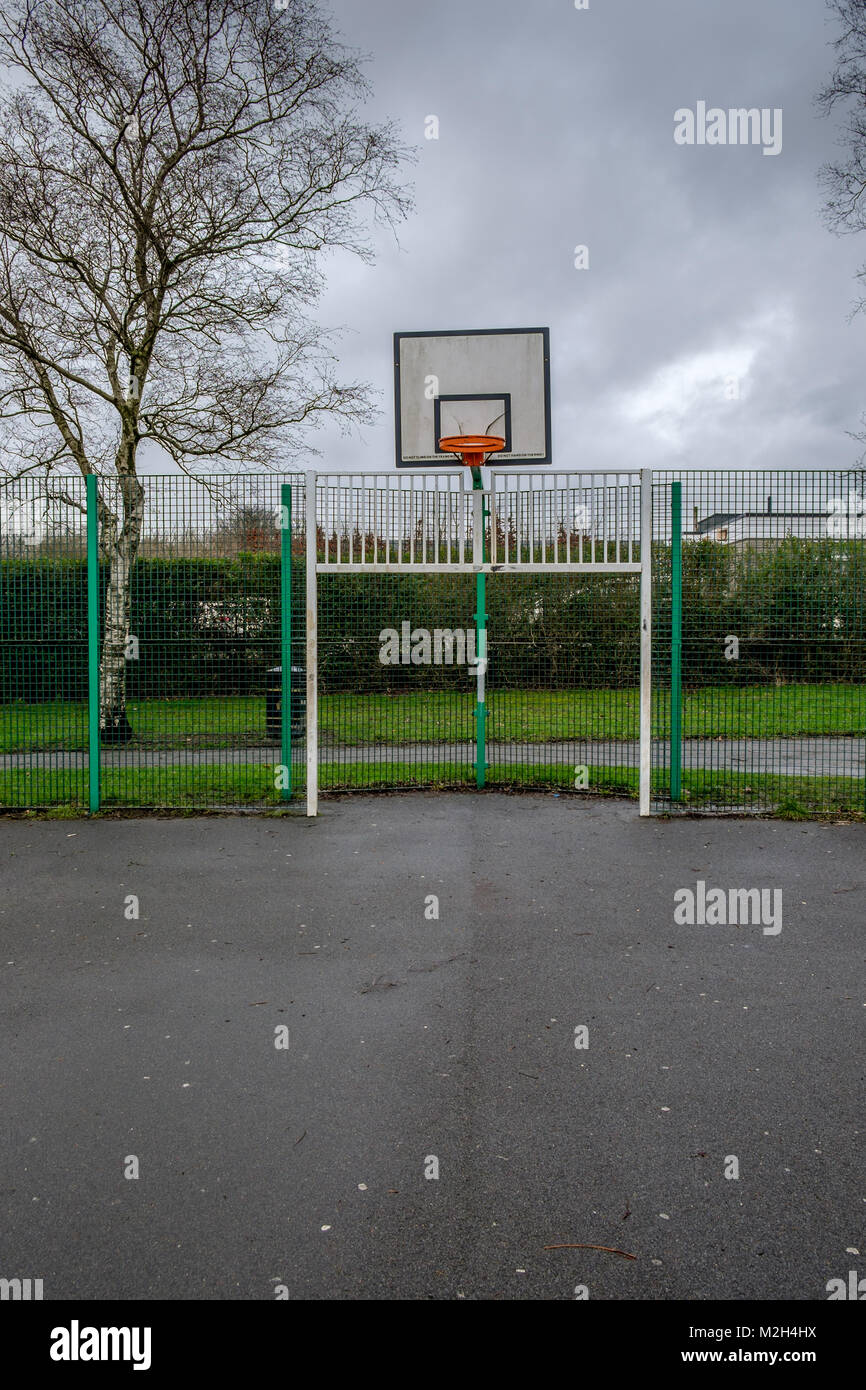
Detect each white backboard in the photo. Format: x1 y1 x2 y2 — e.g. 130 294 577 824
394 327 551 467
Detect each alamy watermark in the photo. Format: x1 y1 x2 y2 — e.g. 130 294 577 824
379 622 486 672
826 1269 866 1299
50 1323 151 1370
0 1276 43 1300
674 880 782 935
674 103 782 157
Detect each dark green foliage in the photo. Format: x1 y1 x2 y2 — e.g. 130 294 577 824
673 537 866 687
2 536 865 705
0 554 300 701
0 558 89 703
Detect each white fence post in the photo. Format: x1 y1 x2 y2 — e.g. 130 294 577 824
639 468 653 816
305 469 318 817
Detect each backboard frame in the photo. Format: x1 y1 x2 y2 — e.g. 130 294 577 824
393 327 551 469
433 393 513 457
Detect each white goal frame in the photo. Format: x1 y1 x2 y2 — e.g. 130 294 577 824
304 469 652 816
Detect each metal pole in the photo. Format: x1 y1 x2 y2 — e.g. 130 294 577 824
639 469 652 816
472 468 487 788
86 474 100 813
670 480 683 802
305 470 318 816
475 570 487 789
280 483 292 801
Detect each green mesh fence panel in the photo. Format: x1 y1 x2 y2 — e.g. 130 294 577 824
484 572 640 795
318 572 478 791
652 470 866 817
2 469 863 816
0 475 89 807
1 474 305 810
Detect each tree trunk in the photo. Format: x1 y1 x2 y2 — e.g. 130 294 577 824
99 474 145 745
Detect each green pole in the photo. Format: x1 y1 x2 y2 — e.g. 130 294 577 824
475 570 487 789
670 480 683 802
86 474 100 812
472 465 487 789
280 483 292 801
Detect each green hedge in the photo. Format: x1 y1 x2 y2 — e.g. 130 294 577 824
1 538 864 702
668 538 866 686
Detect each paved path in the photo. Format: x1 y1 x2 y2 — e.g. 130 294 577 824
2 736 864 777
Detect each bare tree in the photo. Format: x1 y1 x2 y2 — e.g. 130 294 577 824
818 1 866 309
216 502 281 553
817 0 866 463
0 0 411 740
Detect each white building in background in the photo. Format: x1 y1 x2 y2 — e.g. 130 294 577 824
0 495 43 551
691 494 866 546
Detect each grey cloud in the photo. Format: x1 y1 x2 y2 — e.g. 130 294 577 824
300 0 864 473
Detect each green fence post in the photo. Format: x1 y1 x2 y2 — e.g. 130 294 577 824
280 483 292 801
475 571 487 789
472 466 487 788
86 474 100 812
670 480 683 802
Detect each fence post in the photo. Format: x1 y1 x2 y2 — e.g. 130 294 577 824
472 471 487 788
86 474 100 813
305 470 318 816
670 480 683 802
280 483 292 801
639 469 652 815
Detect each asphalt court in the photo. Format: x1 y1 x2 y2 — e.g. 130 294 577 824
0 793 863 1300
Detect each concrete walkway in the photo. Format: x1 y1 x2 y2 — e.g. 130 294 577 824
1 736 864 776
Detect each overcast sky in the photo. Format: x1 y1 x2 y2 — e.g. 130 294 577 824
303 0 864 475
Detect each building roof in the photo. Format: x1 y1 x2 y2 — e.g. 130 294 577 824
694 510 829 536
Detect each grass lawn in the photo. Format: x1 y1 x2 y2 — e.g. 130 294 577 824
1 682 864 752
1 761 863 818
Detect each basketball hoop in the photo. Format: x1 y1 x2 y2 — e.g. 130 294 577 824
438 434 506 468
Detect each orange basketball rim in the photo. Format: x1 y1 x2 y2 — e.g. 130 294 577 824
438 434 506 467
